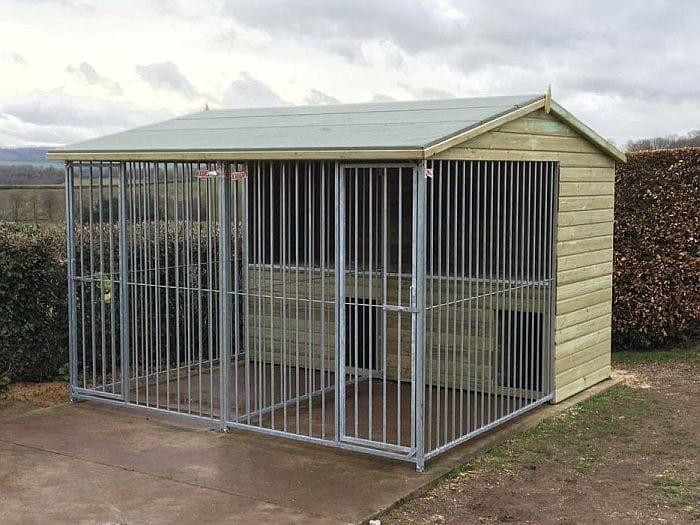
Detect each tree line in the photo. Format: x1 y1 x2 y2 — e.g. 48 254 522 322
625 129 700 152
0 165 64 185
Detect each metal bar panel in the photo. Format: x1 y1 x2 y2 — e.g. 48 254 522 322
413 160 427 471
65 163 79 395
219 166 232 430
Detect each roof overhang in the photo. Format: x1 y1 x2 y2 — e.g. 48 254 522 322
47 147 424 161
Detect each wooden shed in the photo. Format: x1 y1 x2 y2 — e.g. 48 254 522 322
49 91 625 470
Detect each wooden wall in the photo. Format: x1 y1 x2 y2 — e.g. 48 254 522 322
435 109 615 402
246 267 548 394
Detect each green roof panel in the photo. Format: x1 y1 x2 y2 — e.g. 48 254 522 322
53 94 541 154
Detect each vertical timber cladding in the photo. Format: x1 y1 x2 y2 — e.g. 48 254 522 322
422 160 557 456
434 108 616 403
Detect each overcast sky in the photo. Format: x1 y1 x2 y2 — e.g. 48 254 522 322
0 0 698 148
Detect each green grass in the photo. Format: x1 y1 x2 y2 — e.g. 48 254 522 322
613 346 700 366
652 476 700 519
450 385 656 477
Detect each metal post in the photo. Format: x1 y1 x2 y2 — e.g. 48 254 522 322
65 162 79 400
118 162 130 402
334 162 345 443
219 165 232 430
413 160 427 472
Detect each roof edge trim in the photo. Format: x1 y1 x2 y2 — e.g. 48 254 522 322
423 97 546 158
46 148 424 162
549 101 626 162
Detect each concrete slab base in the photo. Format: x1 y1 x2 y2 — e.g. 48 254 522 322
0 377 619 524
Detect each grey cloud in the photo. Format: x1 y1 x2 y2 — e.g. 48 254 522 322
371 94 396 103
404 86 455 100
226 0 700 108
228 0 465 56
1 52 26 65
0 89 169 146
221 72 290 108
302 89 340 105
136 61 199 99
67 62 123 96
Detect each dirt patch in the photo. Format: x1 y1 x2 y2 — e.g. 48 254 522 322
380 348 700 524
1 381 69 410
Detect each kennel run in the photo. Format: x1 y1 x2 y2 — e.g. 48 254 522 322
49 92 625 471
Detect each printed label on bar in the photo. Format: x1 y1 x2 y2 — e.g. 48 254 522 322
230 170 248 180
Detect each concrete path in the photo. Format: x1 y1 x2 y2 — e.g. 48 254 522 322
0 380 616 524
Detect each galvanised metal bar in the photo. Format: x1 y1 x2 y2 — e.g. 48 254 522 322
413 160 427 471
118 162 130 401
65 162 78 396
219 164 232 430
334 161 345 444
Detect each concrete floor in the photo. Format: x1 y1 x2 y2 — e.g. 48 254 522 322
0 379 617 524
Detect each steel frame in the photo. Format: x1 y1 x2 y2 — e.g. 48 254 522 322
65 158 558 471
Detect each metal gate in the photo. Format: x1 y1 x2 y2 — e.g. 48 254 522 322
337 165 418 457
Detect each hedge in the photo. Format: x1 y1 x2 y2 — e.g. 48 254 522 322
613 148 700 349
0 223 68 383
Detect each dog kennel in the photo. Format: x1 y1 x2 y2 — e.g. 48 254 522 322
49 93 625 470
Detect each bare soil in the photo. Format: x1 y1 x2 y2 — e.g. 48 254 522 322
381 347 700 524
0 381 68 412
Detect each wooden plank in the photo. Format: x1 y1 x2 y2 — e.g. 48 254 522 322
555 339 610 374
557 275 612 302
48 148 424 161
556 300 611 330
557 287 612 315
555 352 610 389
460 131 601 154
556 314 611 344
433 148 615 167
559 181 614 197
559 167 615 182
556 328 610 359
495 117 580 137
559 195 614 212
557 235 613 257
557 222 613 243
557 262 612 286
558 249 613 271
558 208 614 227
554 364 610 403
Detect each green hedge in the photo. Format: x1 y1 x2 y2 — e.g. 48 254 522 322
0 223 68 383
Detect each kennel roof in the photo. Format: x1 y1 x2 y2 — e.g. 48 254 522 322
48 93 625 162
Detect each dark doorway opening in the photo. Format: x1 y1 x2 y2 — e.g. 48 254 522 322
345 298 379 370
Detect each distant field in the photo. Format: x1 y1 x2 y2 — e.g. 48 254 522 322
1 179 208 224
0 185 66 223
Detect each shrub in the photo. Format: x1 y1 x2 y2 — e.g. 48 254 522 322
0 223 68 382
613 148 700 349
